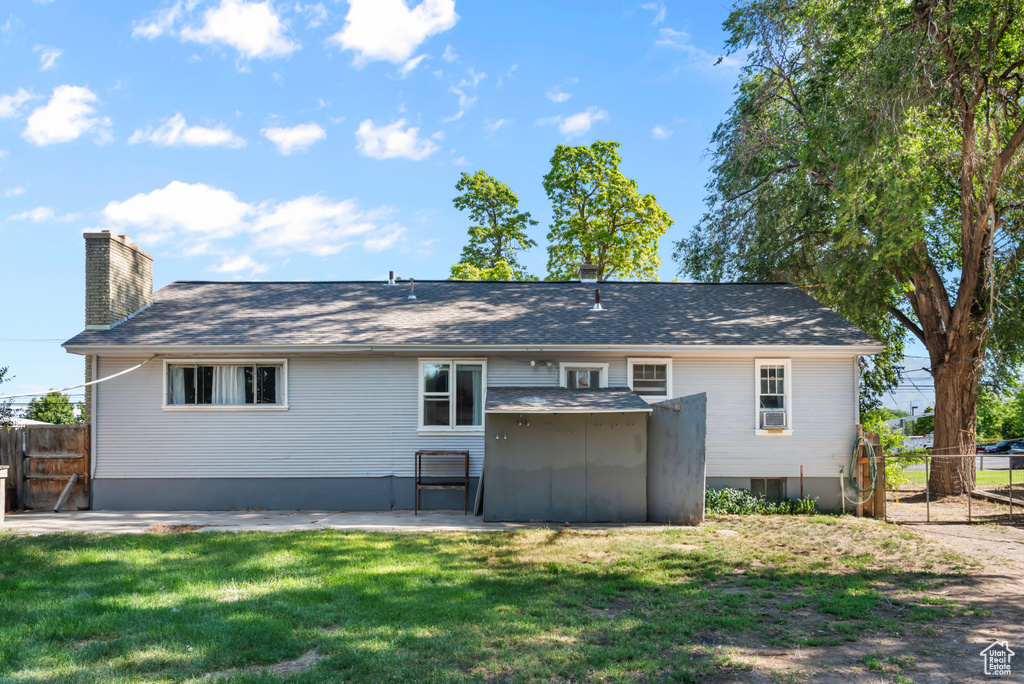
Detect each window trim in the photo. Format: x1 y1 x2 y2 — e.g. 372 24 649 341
626 357 673 402
754 358 792 436
558 362 609 389
417 358 487 434
161 358 289 411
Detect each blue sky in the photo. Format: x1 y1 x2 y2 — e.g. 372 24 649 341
0 0 930 412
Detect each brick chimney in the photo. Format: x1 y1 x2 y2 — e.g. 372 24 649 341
85 231 153 330
82 231 152 424
577 262 598 282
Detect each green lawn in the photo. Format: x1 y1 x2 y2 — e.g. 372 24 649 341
0 518 980 683
903 468 1022 486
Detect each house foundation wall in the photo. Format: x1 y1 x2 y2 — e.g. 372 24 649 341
706 476 843 513
92 477 478 511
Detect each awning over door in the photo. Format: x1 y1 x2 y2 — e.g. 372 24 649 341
485 386 653 414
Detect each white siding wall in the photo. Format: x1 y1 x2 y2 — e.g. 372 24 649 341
671 355 857 478
94 352 857 481
95 355 485 479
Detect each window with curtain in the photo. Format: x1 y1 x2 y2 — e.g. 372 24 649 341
560 363 608 389
167 363 283 406
420 360 485 429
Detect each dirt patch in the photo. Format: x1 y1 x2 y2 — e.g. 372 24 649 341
199 650 321 681
588 597 630 618
143 523 212 534
888 483 1019 523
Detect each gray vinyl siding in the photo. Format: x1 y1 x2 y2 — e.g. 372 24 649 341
671 355 856 479
94 355 485 479
93 352 856 482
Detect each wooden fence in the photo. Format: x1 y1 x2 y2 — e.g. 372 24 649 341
0 426 90 511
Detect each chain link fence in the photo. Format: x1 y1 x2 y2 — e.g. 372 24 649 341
885 454 1023 523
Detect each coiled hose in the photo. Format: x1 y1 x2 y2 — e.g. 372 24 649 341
840 435 877 507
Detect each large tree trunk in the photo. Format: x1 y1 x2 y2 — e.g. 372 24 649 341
927 357 978 496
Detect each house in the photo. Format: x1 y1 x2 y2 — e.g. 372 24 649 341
62 231 882 517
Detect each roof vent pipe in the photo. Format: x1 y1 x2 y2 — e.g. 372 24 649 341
408 278 417 300
578 262 599 283
386 270 396 285
592 288 603 311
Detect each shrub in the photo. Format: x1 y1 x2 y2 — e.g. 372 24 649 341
705 487 818 516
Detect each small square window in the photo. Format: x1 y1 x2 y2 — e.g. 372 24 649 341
627 358 672 401
559 363 608 389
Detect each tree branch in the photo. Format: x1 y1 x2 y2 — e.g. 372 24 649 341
889 305 926 343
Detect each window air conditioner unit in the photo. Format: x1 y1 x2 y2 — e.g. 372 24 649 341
761 410 787 429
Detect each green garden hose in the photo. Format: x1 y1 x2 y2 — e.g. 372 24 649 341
840 435 877 506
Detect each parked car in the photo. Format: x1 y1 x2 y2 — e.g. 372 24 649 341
1009 441 1024 454
986 441 1015 454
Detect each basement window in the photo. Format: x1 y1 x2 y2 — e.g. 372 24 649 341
750 478 784 500
164 360 286 409
419 359 486 432
627 358 672 402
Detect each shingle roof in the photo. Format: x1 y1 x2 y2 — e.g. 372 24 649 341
62 280 880 349
485 386 653 413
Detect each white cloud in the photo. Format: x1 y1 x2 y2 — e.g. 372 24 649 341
128 113 246 148
329 0 457 66
441 44 458 62
22 85 112 146
443 86 475 122
651 124 673 139
655 28 741 70
294 2 328 28
97 181 404 260
363 226 406 252
355 119 438 160
484 118 510 132
261 122 326 155
458 67 485 88
253 195 392 255
132 0 194 40
538 106 609 139
33 45 62 70
641 2 666 24
135 0 299 61
398 53 427 77
181 0 299 59
208 254 268 274
546 86 571 103
5 186 26 197
8 206 80 222
102 181 253 241
0 88 37 119
442 67 485 121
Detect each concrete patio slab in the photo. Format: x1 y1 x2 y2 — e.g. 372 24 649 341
0 510 668 536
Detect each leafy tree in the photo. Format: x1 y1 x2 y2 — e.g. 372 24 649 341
25 391 80 425
449 259 524 281
862 411 926 490
675 0 1024 495
544 141 672 281
0 367 13 428
1002 389 1024 440
450 171 537 280
977 387 1011 440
